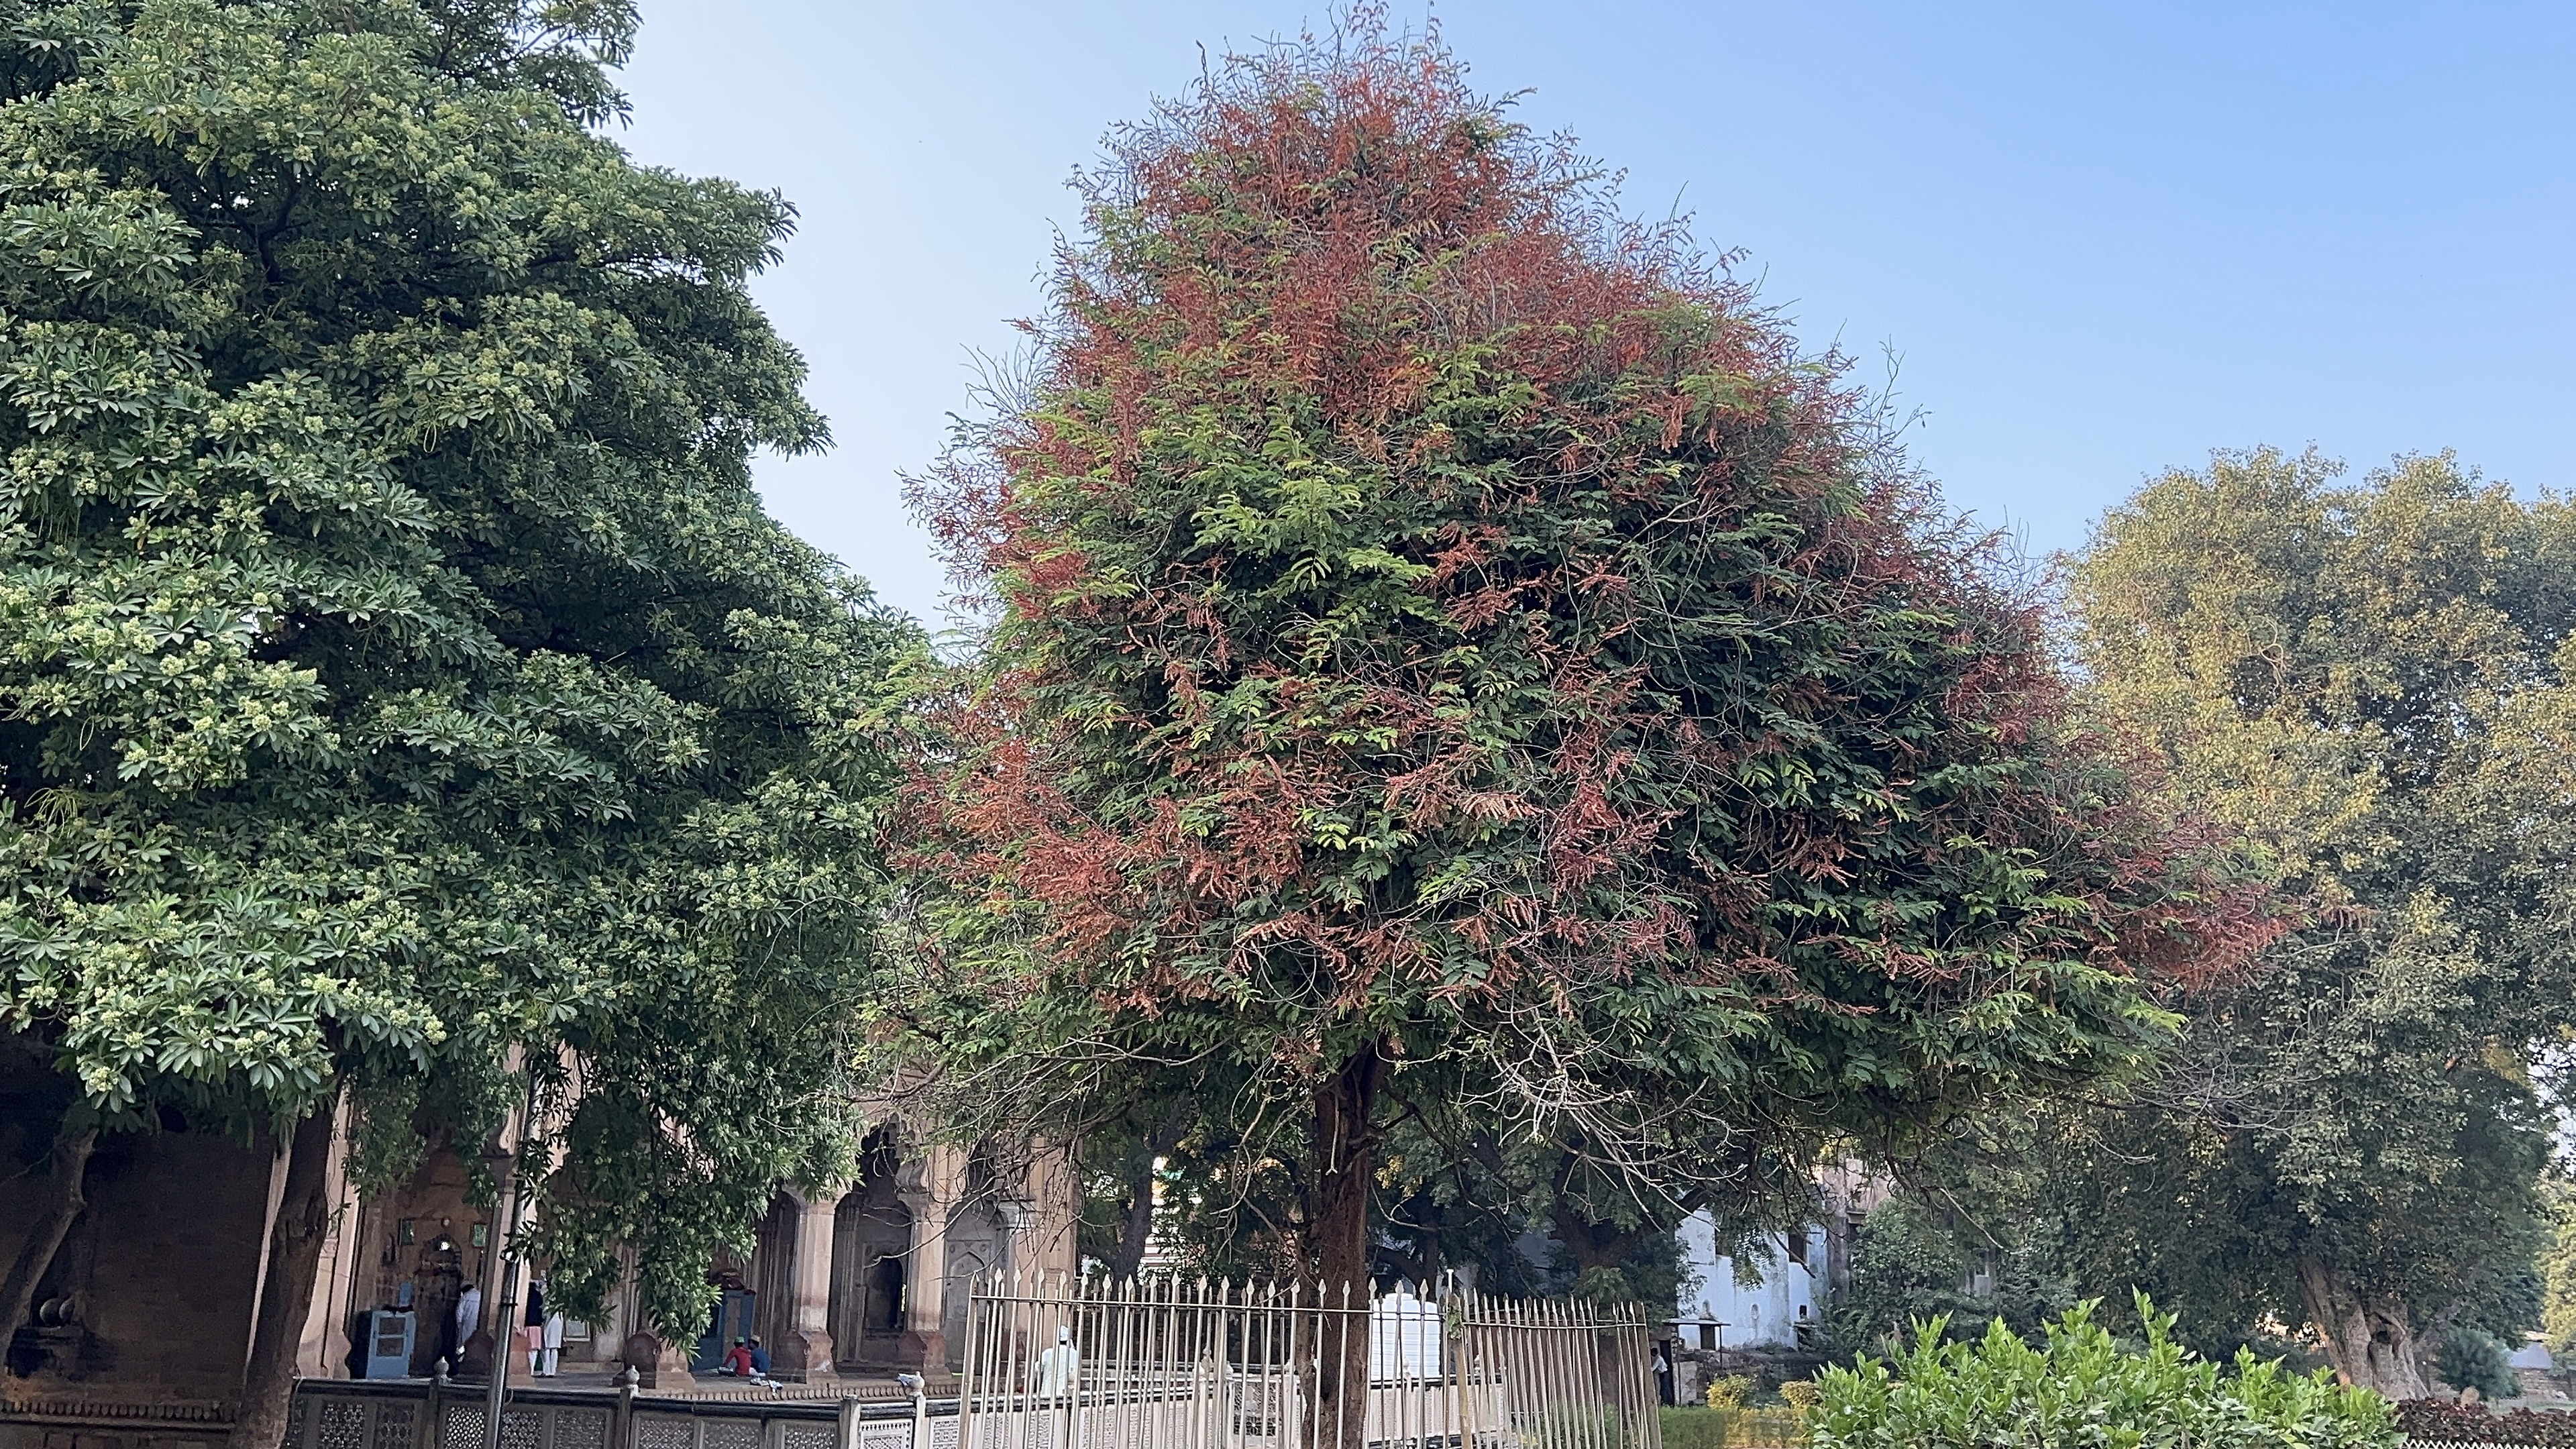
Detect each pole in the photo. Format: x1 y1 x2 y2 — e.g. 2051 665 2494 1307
483 1072 539 1449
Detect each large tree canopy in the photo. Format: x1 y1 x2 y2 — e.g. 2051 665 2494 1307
2037 449 2576 1397
890 25 2269 1366
0 0 912 1419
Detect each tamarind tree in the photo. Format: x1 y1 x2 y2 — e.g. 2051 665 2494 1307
889 22 2269 1421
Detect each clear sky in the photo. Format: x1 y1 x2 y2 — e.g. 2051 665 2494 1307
611 1 2576 626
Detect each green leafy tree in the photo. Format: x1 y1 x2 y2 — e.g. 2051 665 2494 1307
2542 1181 2576 1356
1823 1191 2076 1362
890 23 2267 1440
2055 448 2576 1396
0 0 912 1434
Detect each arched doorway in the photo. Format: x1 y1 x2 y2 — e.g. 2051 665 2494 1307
827 1139 914 1368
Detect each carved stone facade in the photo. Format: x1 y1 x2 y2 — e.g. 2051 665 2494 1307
1 1045 1077 1449
310 1125 1078 1386
741 1131 1079 1382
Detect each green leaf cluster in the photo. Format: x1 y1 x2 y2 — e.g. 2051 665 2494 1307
2540 1182 2576 1357
1823 1190 2076 1362
2433 1326 2518 1403
1809 1298 2396 1449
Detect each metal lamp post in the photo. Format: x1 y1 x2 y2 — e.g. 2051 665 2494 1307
481 1075 538 1449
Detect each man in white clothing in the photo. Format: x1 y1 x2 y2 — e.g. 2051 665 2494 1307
453 1285 482 1372
1034 1325 1079 1399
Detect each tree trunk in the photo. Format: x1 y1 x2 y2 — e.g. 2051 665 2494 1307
1309 1043 1383 1449
236 1108 338 1449
0 1116 97 1350
2296 1256 2429 1399
1108 1098 1190 1282
1547 1207 1644 1295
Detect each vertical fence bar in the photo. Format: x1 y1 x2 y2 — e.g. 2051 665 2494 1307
1569 1297 1591 1449
1516 1296 1541 1449
1018 1270 1036 1449
1541 1296 1562 1449
1169 1268 1185 1444
959 1273 981 1449
1116 1277 1138 1449
1016 1270 1032 1449
1462 1289 1478 1449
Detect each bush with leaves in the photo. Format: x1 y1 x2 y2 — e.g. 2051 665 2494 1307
1706 1376 1757 1411
1809 1297 2396 1449
2435 1327 2520 1401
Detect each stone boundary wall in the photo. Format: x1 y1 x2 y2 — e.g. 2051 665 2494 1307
1 1378 962 1449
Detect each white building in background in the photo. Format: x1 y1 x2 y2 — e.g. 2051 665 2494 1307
1666 1161 1886 1351
1672 1218 1824 1350
1373 1286 1444 1379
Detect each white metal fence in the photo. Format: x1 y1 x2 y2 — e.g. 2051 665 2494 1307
955 1276 1660 1449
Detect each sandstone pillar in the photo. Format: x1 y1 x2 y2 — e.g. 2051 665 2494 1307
775 1185 843 1383
894 1144 963 1373
294 1095 364 1378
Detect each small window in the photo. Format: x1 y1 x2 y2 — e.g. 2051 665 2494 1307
1784 1232 1808 1267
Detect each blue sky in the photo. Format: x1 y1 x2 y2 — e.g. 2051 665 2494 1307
612 1 2576 626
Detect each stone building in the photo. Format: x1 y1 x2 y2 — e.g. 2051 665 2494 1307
307 1122 1077 1386
1655 1160 1886 1405
1 1053 1079 1449
1666 1159 1884 1356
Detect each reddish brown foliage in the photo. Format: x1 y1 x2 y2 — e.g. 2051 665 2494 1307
898 18 2279 1121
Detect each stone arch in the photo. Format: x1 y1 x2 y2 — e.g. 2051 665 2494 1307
827 1135 914 1368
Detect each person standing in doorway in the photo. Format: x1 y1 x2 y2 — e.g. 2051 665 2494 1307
453 1283 482 1374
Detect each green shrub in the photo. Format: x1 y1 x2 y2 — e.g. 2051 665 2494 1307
1808 1296 2398 1449
1662 1406 1804 1448
2436 1326 2520 1400
1660 1407 1726 1449
1705 1375 1756 1411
